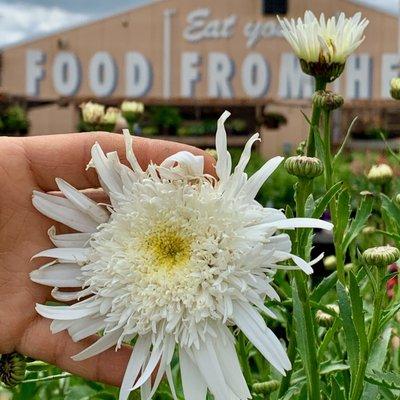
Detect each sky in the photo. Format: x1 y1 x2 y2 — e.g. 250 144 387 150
0 0 398 48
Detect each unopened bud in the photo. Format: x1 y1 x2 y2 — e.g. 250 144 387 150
344 262 354 272
252 380 280 394
363 246 400 268
316 304 339 327
313 90 344 111
121 101 144 114
367 164 393 185
395 193 400 206
390 78 400 100
80 102 104 124
323 255 337 271
0 353 26 387
284 156 324 179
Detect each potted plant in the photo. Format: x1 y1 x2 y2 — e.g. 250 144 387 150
262 112 287 129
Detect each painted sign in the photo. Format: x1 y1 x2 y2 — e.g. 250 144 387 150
24 7 400 100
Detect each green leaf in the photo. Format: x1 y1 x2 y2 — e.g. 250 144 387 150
363 326 392 400
365 370 400 390
320 361 350 375
333 116 358 165
311 271 337 302
381 194 400 235
305 194 315 218
318 318 341 362
337 281 360 378
335 190 351 242
331 377 346 400
348 272 368 358
312 182 343 219
342 194 373 252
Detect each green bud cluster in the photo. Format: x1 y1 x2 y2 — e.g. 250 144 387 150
316 304 340 328
312 90 344 111
362 246 400 268
284 156 324 179
0 352 26 387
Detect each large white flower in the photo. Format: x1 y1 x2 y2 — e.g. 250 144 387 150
278 11 368 80
30 111 332 400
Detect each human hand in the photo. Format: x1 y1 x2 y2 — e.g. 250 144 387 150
0 132 214 386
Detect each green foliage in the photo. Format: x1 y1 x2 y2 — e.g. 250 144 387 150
148 106 182 129
1 105 29 135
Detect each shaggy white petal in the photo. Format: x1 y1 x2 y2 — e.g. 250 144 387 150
30 111 332 400
72 328 124 361
179 346 207 400
30 263 82 287
32 193 98 232
56 178 109 223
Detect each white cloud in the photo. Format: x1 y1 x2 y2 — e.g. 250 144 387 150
0 2 90 47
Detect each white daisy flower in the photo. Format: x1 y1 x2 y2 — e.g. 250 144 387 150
278 11 368 81
30 111 332 400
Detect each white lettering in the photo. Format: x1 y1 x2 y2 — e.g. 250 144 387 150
208 52 234 98
183 8 236 42
52 51 81 96
381 53 400 98
89 52 118 97
125 52 152 97
181 52 201 97
26 50 46 96
278 53 313 99
243 21 282 48
241 53 269 97
345 54 372 99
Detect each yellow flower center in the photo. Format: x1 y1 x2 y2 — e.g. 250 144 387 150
142 224 192 270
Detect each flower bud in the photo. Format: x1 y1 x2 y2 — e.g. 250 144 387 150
80 102 104 124
367 164 393 184
284 156 324 179
395 193 400 207
323 255 337 271
344 262 354 272
316 304 339 328
312 90 344 111
252 380 279 394
363 246 400 268
390 78 400 100
0 353 26 387
205 148 218 161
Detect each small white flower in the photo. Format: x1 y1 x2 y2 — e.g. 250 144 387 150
121 100 144 114
80 102 105 124
30 111 332 400
101 107 120 125
278 11 368 80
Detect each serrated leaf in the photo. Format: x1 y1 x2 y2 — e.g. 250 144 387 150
337 281 360 378
365 370 400 390
320 361 350 375
381 194 400 235
311 271 337 302
342 194 373 251
348 272 368 358
305 194 315 218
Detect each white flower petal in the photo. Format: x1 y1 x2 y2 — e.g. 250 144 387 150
48 226 91 248
30 263 82 287
56 178 109 224
36 304 96 321
71 328 123 361
179 346 207 400
68 318 106 342
32 193 98 232
51 287 92 302
32 248 90 264
215 110 232 184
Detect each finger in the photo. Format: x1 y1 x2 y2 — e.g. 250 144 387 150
17 317 131 386
21 132 216 191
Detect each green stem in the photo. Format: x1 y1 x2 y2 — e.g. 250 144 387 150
292 178 321 400
350 267 385 400
21 373 71 384
306 78 327 157
278 317 296 397
238 332 252 385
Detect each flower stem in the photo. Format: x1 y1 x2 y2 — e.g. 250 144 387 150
350 267 385 400
238 332 252 385
306 78 326 157
292 178 321 400
21 373 71 384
